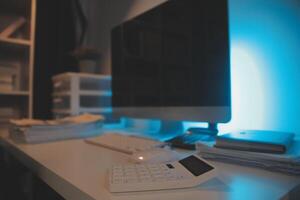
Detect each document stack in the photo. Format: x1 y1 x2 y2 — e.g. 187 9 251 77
0 107 19 129
196 140 300 175
9 114 104 143
0 61 20 91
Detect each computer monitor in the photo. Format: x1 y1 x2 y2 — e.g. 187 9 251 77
111 0 231 137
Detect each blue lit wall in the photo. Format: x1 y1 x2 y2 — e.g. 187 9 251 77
219 0 300 137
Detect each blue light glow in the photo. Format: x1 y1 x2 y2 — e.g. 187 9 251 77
221 0 300 136
219 41 267 132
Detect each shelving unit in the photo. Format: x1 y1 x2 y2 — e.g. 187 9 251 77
0 0 36 127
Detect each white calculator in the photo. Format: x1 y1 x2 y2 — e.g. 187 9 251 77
108 155 216 192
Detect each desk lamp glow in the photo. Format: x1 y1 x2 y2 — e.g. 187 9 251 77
220 0 300 134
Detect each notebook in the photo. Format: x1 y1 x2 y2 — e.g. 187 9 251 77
215 130 295 154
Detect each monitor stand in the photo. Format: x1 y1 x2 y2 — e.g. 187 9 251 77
155 120 184 140
165 123 219 150
120 118 184 141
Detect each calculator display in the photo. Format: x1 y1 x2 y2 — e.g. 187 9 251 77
178 155 214 176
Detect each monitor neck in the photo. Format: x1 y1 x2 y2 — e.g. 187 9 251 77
159 120 184 136
186 123 219 136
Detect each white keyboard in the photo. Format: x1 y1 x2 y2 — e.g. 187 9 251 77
85 133 165 154
108 155 216 192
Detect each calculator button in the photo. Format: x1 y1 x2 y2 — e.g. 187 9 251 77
127 177 138 182
137 169 148 173
113 166 123 170
150 166 160 169
124 171 135 175
112 179 123 184
139 173 149 177
150 168 160 172
160 165 169 170
124 168 134 171
154 177 165 181
139 178 151 182
113 169 122 174
153 174 163 178
166 177 178 181
124 170 134 174
152 173 162 177
127 179 138 183
139 173 149 178
138 171 148 176
147 164 158 169
126 175 137 180
166 164 174 169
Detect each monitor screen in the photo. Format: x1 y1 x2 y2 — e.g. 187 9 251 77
111 0 231 123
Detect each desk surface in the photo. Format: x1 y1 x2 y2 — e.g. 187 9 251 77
0 130 300 200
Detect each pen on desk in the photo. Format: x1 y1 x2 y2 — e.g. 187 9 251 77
85 139 133 154
85 138 168 155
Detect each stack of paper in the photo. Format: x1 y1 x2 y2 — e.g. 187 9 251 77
0 107 19 128
0 61 21 91
196 141 300 175
9 114 104 143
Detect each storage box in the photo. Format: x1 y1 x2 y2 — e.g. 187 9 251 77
52 73 118 123
52 72 111 92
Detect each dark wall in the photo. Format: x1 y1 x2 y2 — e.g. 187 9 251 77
82 0 167 74
33 0 78 119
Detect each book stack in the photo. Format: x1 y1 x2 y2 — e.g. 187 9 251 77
0 62 20 91
0 74 13 91
9 114 104 143
196 130 300 175
0 67 15 91
0 107 19 129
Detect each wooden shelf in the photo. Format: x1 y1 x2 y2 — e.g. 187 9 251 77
0 90 29 96
0 37 30 46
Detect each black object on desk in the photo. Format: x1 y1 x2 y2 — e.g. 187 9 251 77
166 125 218 150
215 130 295 154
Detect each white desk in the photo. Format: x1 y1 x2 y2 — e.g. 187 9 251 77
0 131 300 200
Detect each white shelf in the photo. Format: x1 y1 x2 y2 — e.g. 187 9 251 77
0 37 31 46
0 90 29 96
